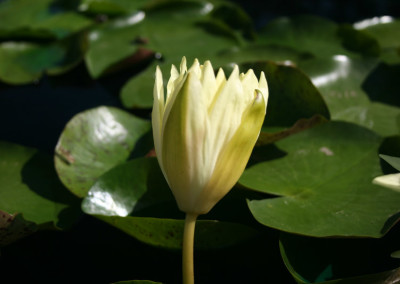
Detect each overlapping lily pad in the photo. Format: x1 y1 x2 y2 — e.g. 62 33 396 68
354 16 400 64
0 141 80 233
238 61 330 127
257 15 376 59
241 121 400 237
82 158 259 249
54 106 151 198
0 0 93 40
298 56 400 137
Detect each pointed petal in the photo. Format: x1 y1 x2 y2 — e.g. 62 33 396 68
200 60 217 107
207 65 247 169
152 66 164 169
258 71 269 105
373 173 400 192
193 90 267 214
161 72 210 212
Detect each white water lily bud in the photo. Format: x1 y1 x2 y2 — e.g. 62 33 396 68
152 57 268 215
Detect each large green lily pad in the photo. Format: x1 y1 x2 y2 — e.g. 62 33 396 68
0 141 80 231
241 121 400 237
54 106 151 198
82 157 259 249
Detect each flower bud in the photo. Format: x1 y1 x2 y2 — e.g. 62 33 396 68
152 57 268 214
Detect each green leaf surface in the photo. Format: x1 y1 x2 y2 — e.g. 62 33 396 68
82 158 259 249
238 61 330 127
79 0 148 16
380 154 400 171
280 232 400 284
0 0 92 40
0 42 62 84
258 15 366 58
0 32 89 84
55 106 151 198
0 141 80 229
298 56 400 137
241 121 400 237
354 16 400 64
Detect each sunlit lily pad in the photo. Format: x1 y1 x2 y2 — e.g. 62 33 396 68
298 56 400 137
82 158 259 249
241 121 400 237
354 16 400 64
55 106 151 198
0 141 80 230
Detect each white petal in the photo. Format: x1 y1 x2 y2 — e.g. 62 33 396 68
152 66 164 170
373 173 400 192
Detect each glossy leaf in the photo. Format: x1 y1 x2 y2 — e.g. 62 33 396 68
241 121 400 237
0 141 80 229
258 15 370 58
55 106 151 198
79 0 148 16
299 56 400 137
0 0 92 40
238 61 330 127
354 16 400 64
82 158 259 249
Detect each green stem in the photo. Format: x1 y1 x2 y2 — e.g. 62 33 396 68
182 213 198 284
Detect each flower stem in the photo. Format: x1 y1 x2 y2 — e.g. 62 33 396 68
182 213 198 284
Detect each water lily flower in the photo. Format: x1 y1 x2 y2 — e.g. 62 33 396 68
152 57 268 284
152 57 268 215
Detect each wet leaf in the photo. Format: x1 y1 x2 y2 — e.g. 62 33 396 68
55 106 151 197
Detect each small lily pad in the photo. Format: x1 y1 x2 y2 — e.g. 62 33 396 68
55 106 151 197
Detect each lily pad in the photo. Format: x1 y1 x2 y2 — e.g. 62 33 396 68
257 15 370 59
241 121 400 237
0 141 80 230
55 106 151 198
82 158 259 249
0 0 92 40
354 16 400 64
298 56 400 137
238 61 330 127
